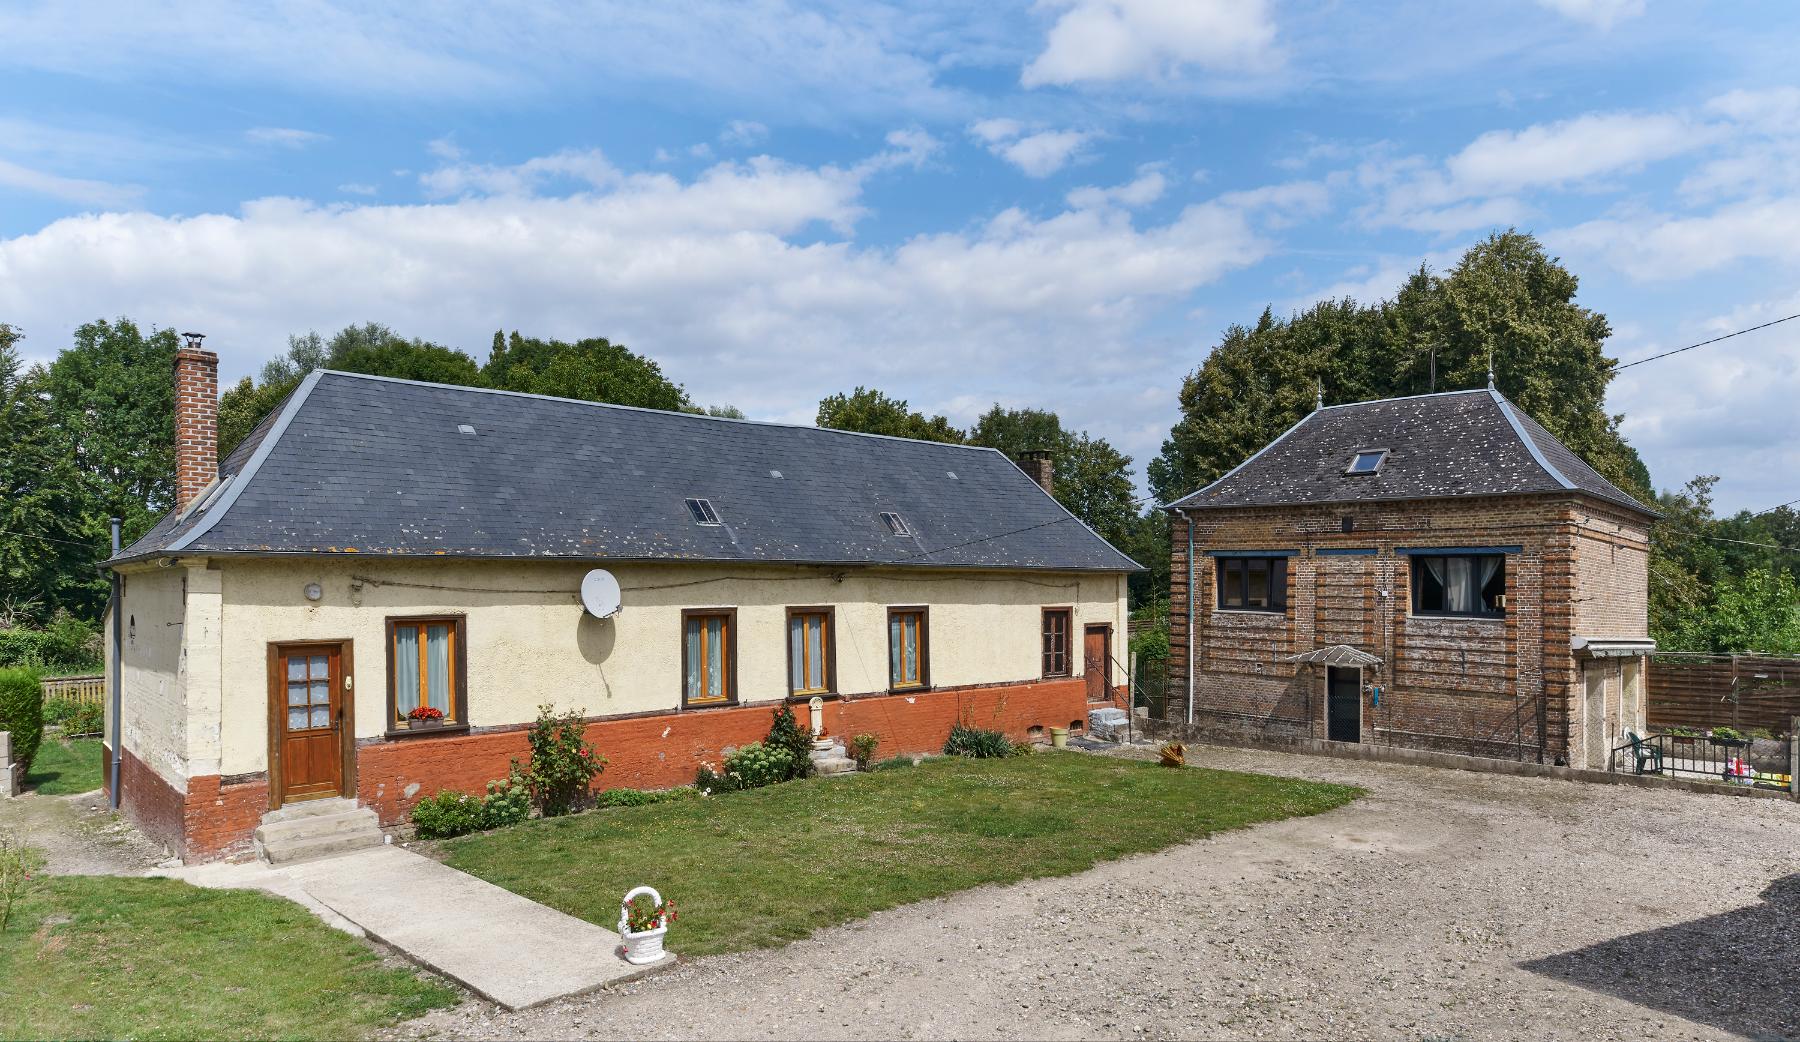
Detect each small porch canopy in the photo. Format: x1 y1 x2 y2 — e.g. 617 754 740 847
1283 644 1383 668
1572 636 1657 659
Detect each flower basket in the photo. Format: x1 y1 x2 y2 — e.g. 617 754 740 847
618 885 674 965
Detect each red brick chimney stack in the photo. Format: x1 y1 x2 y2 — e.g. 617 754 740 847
173 333 219 510
1016 450 1054 496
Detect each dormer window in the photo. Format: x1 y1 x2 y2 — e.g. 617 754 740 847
1345 449 1387 476
685 498 722 525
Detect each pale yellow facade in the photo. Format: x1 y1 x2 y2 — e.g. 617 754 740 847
115 556 1128 779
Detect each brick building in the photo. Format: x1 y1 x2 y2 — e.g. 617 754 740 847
103 349 1137 861
1162 385 1656 766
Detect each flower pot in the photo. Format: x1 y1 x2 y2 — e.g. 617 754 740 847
1050 727 1069 749
621 924 668 965
407 717 444 730
811 737 834 751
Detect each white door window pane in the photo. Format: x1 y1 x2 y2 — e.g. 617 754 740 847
288 683 308 706
308 654 328 676
310 706 331 729
288 708 307 730
310 680 330 706
287 658 306 681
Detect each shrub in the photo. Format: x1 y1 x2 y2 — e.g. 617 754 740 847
849 733 879 770
62 702 103 737
764 704 814 780
724 741 796 790
1710 726 1746 743
410 790 484 839
595 786 699 808
526 704 605 817
943 723 1012 759
0 667 44 775
42 697 77 726
479 762 531 830
0 614 102 673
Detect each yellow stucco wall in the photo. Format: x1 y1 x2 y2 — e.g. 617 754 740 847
109 565 191 790
206 558 1127 777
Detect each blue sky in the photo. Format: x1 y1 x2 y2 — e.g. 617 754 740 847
2 0 1797 512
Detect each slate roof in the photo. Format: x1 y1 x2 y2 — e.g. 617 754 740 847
1166 388 1655 517
115 371 1141 573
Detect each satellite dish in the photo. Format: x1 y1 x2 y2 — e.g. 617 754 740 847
580 569 622 619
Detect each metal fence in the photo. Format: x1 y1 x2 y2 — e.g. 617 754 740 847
1611 729 1795 793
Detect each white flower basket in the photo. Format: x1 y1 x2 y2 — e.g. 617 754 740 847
619 885 669 964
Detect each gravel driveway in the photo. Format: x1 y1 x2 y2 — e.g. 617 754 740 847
389 746 1800 1041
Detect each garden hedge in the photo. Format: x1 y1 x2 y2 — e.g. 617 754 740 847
0 666 45 775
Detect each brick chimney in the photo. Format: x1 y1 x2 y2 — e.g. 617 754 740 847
173 333 219 510
1016 450 1054 496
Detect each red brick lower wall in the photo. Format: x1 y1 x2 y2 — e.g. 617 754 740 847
358 677 1089 826
104 745 269 861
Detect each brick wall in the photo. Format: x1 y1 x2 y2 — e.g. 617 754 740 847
172 346 219 510
345 678 1087 826
105 744 267 860
1164 494 1652 763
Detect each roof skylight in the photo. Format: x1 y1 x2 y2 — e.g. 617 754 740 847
1346 450 1388 476
685 498 722 525
880 511 911 536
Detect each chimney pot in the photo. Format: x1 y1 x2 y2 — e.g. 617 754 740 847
173 341 220 511
1015 450 1054 496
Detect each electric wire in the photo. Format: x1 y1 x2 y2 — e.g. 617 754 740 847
1611 312 1800 372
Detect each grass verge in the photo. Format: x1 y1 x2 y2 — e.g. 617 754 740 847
440 751 1359 957
1 876 457 1041
25 737 103 796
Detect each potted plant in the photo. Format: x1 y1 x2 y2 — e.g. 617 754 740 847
1709 726 1748 748
407 705 446 730
1664 726 1699 748
618 886 675 964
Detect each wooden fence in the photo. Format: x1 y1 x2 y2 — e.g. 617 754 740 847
40 674 105 706
1648 654 1800 735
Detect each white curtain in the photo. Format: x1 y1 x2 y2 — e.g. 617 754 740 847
705 617 723 696
805 617 823 690
1478 557 1502 610
425 624 451 713
685 619 702 700
889 614 902 683
395 626 420 716
1443 557 1474 613
789 617 805 691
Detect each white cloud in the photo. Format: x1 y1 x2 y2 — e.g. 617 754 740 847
1533 0 1646 30
427 136 464 161
245 126 328 148
1554 197 1800 280
1022 0 1280 87
420 149 622 199
0 157 141 207
0 142 1292 485
720 120 769 148
967 119 1091 177
1067 168 1167 210
337 183 378 196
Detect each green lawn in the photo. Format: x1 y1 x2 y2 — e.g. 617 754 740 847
441 751 1360 957
1 876 458 1042
25 737 103 796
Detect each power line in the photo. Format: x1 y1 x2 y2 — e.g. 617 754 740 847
1747 496 1800 518
1699 533 1800 555
0 527 110 552
1612 312 1800 372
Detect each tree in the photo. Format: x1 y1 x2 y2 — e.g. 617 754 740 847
816 387 963 443
1703 569 1800 655
483 331 689 411
38 319 180 544
966 405 1139 550
0 327 102 619
1148 231 1651 504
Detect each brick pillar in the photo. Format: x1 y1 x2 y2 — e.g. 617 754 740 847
173 340 219 510
1015 450 1054 496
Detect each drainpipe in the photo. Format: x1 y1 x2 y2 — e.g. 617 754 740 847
1185 511 1196 727
109 517 123 809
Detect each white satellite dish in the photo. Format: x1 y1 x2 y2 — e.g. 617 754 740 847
580 569 622 619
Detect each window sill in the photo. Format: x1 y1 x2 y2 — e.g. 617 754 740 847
786 692 840 703
681 698 739 711
887 683 929 695
1213 607 1288 616
1409 612 1506 622
384 723 470 741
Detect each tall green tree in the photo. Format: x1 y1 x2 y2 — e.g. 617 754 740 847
39 319 180 543
966 405 1139 552
0 326 104 619
1148 231 1650 504
482 331 689 411
815 387 964 444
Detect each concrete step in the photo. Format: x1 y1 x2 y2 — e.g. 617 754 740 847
256 802 384 865
812 755 858 776
262 796 362 823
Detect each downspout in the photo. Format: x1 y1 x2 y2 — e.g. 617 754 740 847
1185 510 1195 726
109 517 123 809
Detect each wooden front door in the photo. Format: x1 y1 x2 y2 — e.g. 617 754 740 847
271 643 350 805
1083 625 1111 702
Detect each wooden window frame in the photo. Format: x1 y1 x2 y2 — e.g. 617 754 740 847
785 606 837 698
1041 607 1073 678
886 605 930 692
1215 556 1288 613
681 608 738 708
384 615 470 739
1408 553 1508 619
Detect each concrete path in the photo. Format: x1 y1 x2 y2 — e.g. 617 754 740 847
160 845 673 1009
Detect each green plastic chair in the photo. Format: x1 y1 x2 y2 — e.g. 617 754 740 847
1624 731 1663 775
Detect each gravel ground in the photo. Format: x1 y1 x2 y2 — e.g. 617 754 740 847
387 745 1798 1041
0 786 166 875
